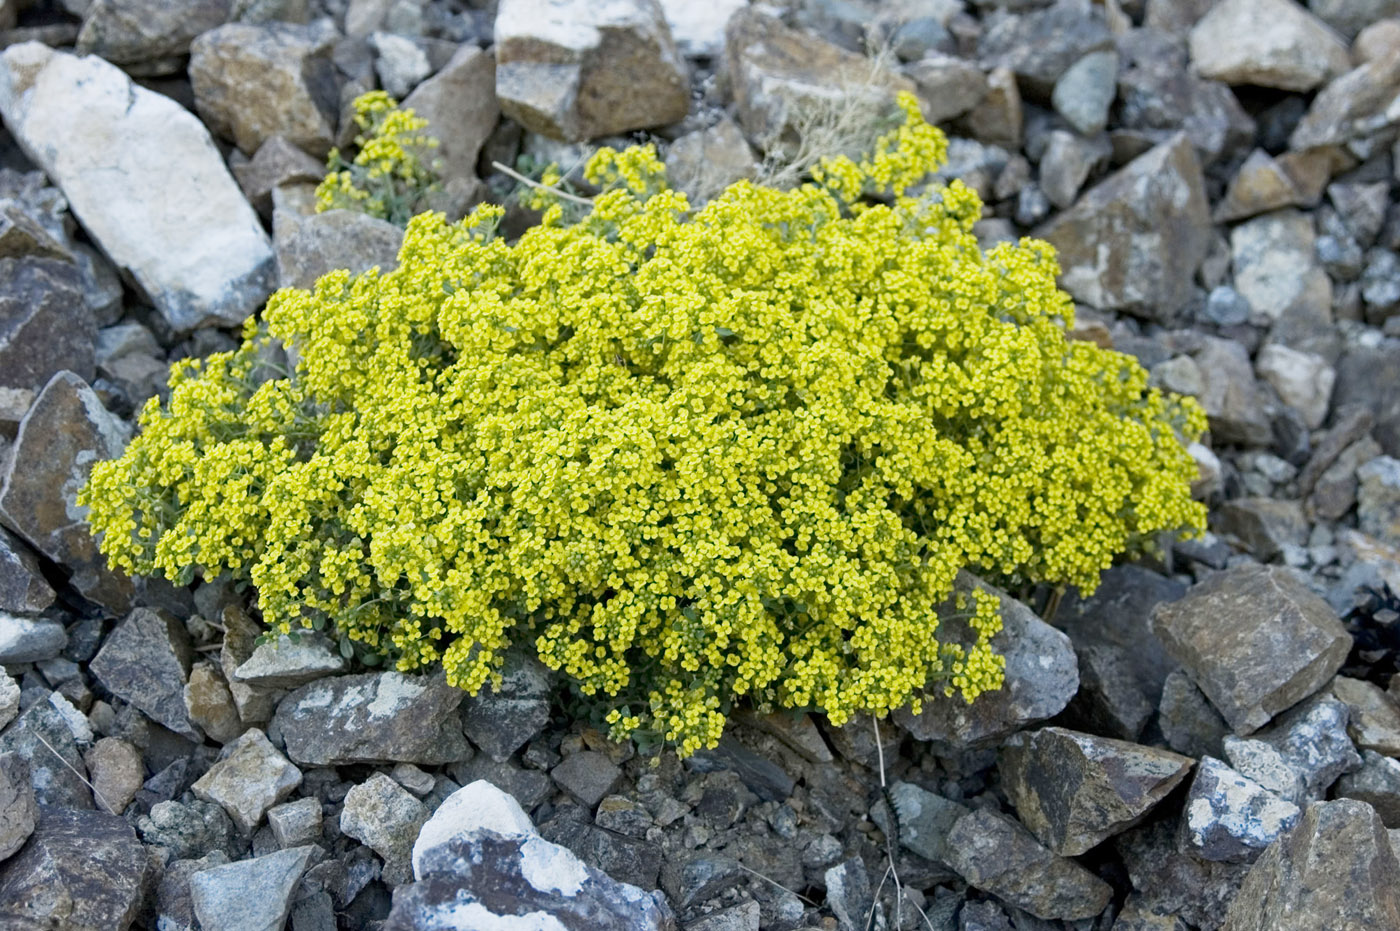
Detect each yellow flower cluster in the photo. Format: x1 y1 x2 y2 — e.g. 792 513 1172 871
315 91 441 226
81 92 1206 756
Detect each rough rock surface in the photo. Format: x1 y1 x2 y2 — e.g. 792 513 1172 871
1189 0 1350 91
0 257 94 394
402 45 498 184
340 772 428 886
1181 756 1301 863
191 728 302 834
0 753 36 862
90 607 199 741
189 844 317 931
274 208 403 291
76 0 233 75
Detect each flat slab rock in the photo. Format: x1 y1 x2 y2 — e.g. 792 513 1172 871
272 671 471 766
90 607 199 741
1150 564 1350 735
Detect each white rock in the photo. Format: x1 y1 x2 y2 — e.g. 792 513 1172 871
1230 209 1331 324
412 779 536 880
658 0 747 56
0 671 18 731
1256 343 1336 429
0 44 274 332
1189 0 1351 92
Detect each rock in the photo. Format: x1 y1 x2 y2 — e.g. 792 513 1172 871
738 710 832 764
1331 346 1400 459
401 45 498 184
886 782 968 866
76 0 233 75
976 0 1114 97
551 750 624 809
660 852 743 910
1310 0 1400 37
1359 456 1400 546
944 808 1114 921
1214 150 1313 223
1052 49 1118 136
219 605 283 727
1256 344 1335 430
0 754 35 862
538 816 663 891
1120 817 1252 930
341 772 428 886
82 737 143 816
90 607 199 741
1224 735 1309 806
1159 668 1231 759
137 799 237 861
1220 799 1400 931
895 573 1078 751
460 648 552 762
1329 675 1400 755
0 673 17 731
1329 180 1388 246
684 901 760 931
232 135 325 220
0 806 150 929
0 531 52 617
1250 694 1361 798
964 66 1022 149
0 615 64 663
267 796 322 848
1034 134 1209 321
1000 727 1193 856
0 372 131 610
907 54 988 125
0 45 275 331
450 757 552 813
0 257 94 394
1310 435 1381 521
192 728 303 834
657 0 748 57
1230 210 1331 339
1151 564 1351 734
391 763 436 798
1064 643 1157 740
232 631 348 690
824 857 873 931
388 815 674 930
1056 565 1185 705
1290 44 1400 151
411 779 535 879
184 662 245 745
593 795 654 838
190 23 339 156
724 9 913 153
1335 750 1400 826
0 696 93 809
1181 756 1301 863
274 208 403 291
495 0 689 142
1362 249 1400 323
370 31 436 99
1038 129 1109 209
663 118 758 206
190 844 317 931
1189 0 1349 91
272 670 471 766
1215 498 1308 560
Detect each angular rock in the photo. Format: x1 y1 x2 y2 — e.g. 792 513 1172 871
0 754 35 863
895 573 1077 751
495 0 689 142
1221 799 1400 931
1051 49 1118 136
1359 455 1400 547
0 44 275 331
1189 0 1349 91
267 796 322 848
1215 497 1308 560
0 527 54 615
219 604 283 727
1039 129 1109 209
824 857 873 931
944 808 1113 921
1256 343 1334 430
738 710 832 764
0 694 92 809
1250 694 1361 798
1224 735 1309 806
538 815 663 891
190 22 339 156
76 0 233 76
233 631 348 690
450 757 552 814
663 118 758 206
964 66 1022 149
1290 44 1400 151
725 9 912 153
412 779 535 879
1231 210 1331 333
272 670 470 766
402 45 498 184
0 372 131 610
341 772 428 886
0 806 149 929
232 135 325 220
460 648 552 762
1000 727 1193 856
184 661 245 745
1160 668 1230 759
190 844 317 931
1056 565 1185 705
83 736 143 816
192 728 302 834
1214 149 1313 223
1335 750 1400 826
274 208 403 291
1310 435 1381 521
1064 643 1157 740
1329 675 1400 755
1035 134 1209 321
0 614 64 663
0 257 94 394
552 750 624 809
657 0 748 57
977 0 1113 97
886 781 968 867
1150 564 1351 734
1182 756 1301 863
137 799 237 861
1331 346 1400 459
90 607 199 741
907 54 987 125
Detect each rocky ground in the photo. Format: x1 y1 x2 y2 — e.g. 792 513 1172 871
1 0 1400 928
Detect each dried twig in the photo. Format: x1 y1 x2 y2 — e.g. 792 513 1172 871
33 727 115 815
737 862 819 907
491 160 595 206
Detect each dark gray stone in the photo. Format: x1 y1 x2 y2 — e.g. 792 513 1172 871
539 816 663 890
232 631 347 690
0 696 92 809
90 607 198 741
0 614 64 663
0 257 94 393
461 649 552 762
192 728 303 834
1056 565 1185 705
1215 497 1308 560
0 754 35 863
1062 643 1156 740
1330 346 1400 458
0 527 54 615
1159 668 1230 759
1251 694 1361 798
1181 756 1301 863
551 751 623 809
340 772 428 886
886 781 968 866
824 857 874 931
136 798 238 861
977 1 1114 97
1116 817 1252 931
1335 750 1400 827
686 735 795 803
76 0 234 75
1192 335 1274 447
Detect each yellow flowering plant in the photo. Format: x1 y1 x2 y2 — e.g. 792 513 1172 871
315 91 441 226
81 93 1206 756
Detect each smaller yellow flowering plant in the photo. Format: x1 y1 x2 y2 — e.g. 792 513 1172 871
315 91 442 226
82 93 1207 757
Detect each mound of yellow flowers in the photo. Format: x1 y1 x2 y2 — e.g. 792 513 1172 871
81 94 1206 756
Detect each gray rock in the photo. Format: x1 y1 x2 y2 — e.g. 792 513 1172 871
272 670 471 766
1189 0 1349 91
1335 750 1400 826
1359 456 1400 546
1056 565 1185 704
82 736 143 816
1000 727 1193 856
1331 346 1400 459
1231 210 1332 335
233 631 348 689
219 604 284 727
0 695 93 809
190 844 318 931
944 808 1113 921
824 857 874 931
1064 643 1157 740
657 0 748 57
538 816 663 891
1224 736 1309 806
1051 49 1118 136
1160 668 1230 759
907 54 988 125
977 0 1114 96
495 0 689 142
0 806 150 929
594 795 654 838
0 614 64 663
155 852 231 931
411 779 535 879
1309 0 1400 37
1329 180 1388 246
1362 249 1400 323
460 648 552 762
683 901 760 931
232 135 325 220
77 0 233 76
341 772 428 886
137 798 237 860
1215 498 1308 561
90 607 199 741
0 372 131 610
274 208 404 291
895 573 1077 751
192 728 303 834
0 531 52 617
0 45 275 331
1329 675 1400 756
267 796 322 848
1221 799 1400 931
190 22 339 156
661 852 743 910
1038 129 1109 209
402 44 498 184
1035 134 1209 321
1182 756 1301 863
449 757 552 813
1117 817 1252 930
1 671 27 731
886 781 969 866
0 754 35 863
1290 45 1400 151
663 118 758 206
1150 564 1351 735
552 750 624 809
964 66 1023 150
370 31 436 99
0 257 95 394
1250 694 1361 798
1310 435 1381 521
1256 344 1335 431
959 899 1013 931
